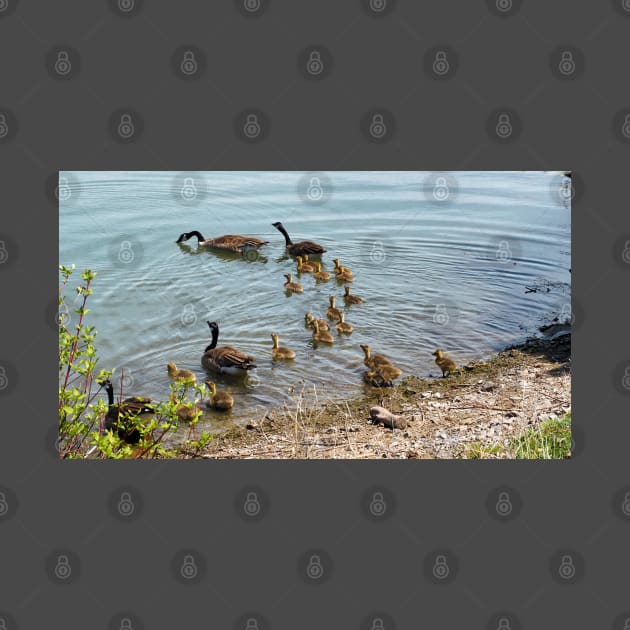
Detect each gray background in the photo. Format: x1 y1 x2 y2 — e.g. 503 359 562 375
0 0 629 628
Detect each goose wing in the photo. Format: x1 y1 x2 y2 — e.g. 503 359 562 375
293 240 326 255
205 235 268 252
202 346 257 371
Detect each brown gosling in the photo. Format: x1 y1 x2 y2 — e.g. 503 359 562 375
335 312 353 334
326 295 343 320
271 333 296 360
305 312 330 331
432 349 457 377
296 255 316 273
343 286 363 304
360 343 393 369
167 362 196 382
176 403 199 422
284 273 303 293
335 266 354 282
205 381 234 410
312 320 335 344
312 262 330 281
363 364 402 387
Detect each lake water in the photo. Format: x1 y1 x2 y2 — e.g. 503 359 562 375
59 171 571 440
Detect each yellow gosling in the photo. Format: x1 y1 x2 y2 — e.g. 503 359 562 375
271 333 296 360
432 349 457 377
284 273 303 293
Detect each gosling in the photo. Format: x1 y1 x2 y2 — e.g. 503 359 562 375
271 333 296 360
205 381 234 410
360 343 393 369
284 273 303 293
432 349 457 377
326 295 343 320
343 286 363 304
335 312 353 334
312 320 335 344
167 362 196 382
305 312 330 331
363 364 402 387
312 262 330 281
296 255 316 273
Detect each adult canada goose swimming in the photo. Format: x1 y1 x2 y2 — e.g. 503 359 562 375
272 222 326 256
176 231 268 254
432 349 457 377
201 321 257 374
326 295 343 320
284 273 304 293
336 312 353 334
312 262 330 281
360 344 393 369
304 312 330 331
271 333 296 360
312 320 334 344
167 362 196 382
101 379 154 444
204 381 234 410
296 256 316 273
343 286 363 304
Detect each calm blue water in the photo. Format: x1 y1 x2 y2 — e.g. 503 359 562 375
59 171 571 437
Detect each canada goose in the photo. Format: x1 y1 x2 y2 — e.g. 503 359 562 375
172 400 199 422
296 256 316 273
176 231 268 254
201 321 257 374
360 344 393 369
304 312 330 331
101 379 154 444
336 312 353 334
272 222 326 256
343 286 363 304
363 364 402 387
432 349 457 377
312 320 334 344
205 381 234 410
167 362 196 382
326 295 343 320
312 262 330 281
284 273 303 294
271 333 296 360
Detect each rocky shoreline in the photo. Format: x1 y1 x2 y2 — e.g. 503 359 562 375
190 332 571 460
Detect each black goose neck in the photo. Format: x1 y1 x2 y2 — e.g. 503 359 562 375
205 324 219 351
188 230 205 242
104 382 114 406
275 223 292 246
